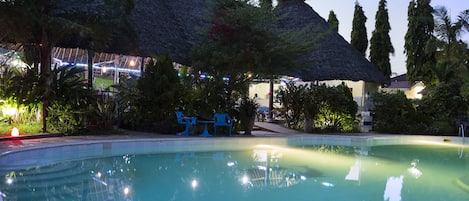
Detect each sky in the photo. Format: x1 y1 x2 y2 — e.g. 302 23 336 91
305 0 469 76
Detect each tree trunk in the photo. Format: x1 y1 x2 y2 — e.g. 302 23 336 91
304 117 313 133
268 78 274 122
87 50 94 89
39 29 52 133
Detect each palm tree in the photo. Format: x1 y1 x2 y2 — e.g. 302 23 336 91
426 7 469 84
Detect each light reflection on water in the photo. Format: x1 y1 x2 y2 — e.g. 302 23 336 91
1 143 468 201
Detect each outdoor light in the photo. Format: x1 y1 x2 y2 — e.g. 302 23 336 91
102 67 107 73
10 127 19 137
129 60 136 67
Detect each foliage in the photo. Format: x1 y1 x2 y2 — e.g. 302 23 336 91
136 55 181 132
277 82 308 130
46 66 94 134
89 94 117 129
312 84 358 132
369 0 394 78
115 78 141 129
350 2 368 57
404 0 435 83
277 82 358 132
327 10 339 32
425 7 469 85
237 96 259 135
47 102 83 134
191 0 316 76
418 82 467 135
370 91 422 134
0 0 134 132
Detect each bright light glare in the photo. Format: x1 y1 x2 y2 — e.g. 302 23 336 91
321 182 334 187
227 161 236 167
102 67 107 73
96 172 102 178
408 167 422 178
242 176 250 184
129 60 136 66
11 127 19 137
191 180 198 188
123 187 130 196
2 107 17 117
6 178 13 185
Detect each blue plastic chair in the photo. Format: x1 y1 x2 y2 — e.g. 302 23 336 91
213 113 233 136
175 111 196 136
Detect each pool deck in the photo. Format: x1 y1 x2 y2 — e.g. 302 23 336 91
1 122 467 155
0 122 300 154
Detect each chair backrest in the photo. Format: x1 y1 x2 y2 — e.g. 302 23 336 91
214 113 232 125
176 111 185 124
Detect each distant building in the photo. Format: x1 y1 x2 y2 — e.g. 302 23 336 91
381 74 425 99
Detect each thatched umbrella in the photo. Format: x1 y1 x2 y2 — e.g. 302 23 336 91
275 0 389 84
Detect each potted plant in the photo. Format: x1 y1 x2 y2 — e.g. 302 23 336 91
238 96 259 135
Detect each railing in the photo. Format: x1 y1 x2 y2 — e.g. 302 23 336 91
460 123 466 139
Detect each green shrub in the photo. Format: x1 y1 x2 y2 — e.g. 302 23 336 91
370 91 422 133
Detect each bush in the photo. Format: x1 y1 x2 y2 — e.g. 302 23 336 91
277 82 358 133
370 91 422 133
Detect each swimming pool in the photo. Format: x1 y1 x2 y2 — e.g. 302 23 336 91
0 135 468 201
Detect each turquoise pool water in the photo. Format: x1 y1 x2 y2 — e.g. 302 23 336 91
0 136 468 201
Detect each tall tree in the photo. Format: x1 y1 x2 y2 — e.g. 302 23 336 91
327 10 339 32
350 2 368 56
0 0 134 132
369 0 394 78
404 0 435 83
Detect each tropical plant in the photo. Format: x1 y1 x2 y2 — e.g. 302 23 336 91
115 78 141 130
277 82 308 130
425 7 469 85
369 0 394 78
237 96 259 135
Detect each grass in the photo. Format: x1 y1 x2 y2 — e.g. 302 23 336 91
0 122 45 137
94 77 114 91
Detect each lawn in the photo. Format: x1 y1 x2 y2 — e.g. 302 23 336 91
0 122 45 137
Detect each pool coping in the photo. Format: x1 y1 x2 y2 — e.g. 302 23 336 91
1 133 467 170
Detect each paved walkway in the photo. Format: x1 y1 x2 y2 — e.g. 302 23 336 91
0 122 299 154
254 121 300 134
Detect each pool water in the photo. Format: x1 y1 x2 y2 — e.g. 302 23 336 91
0 136 468 201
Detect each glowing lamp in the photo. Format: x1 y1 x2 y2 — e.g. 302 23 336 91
129 60 136 67
11 127 19 137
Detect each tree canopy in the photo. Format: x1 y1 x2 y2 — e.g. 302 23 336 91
404 0 435 83
350 2 368 57
369 0 394 78
191 0 316 77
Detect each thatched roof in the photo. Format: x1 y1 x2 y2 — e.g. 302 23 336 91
119 0 388 84
275 0 389 84
110 0 209 65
